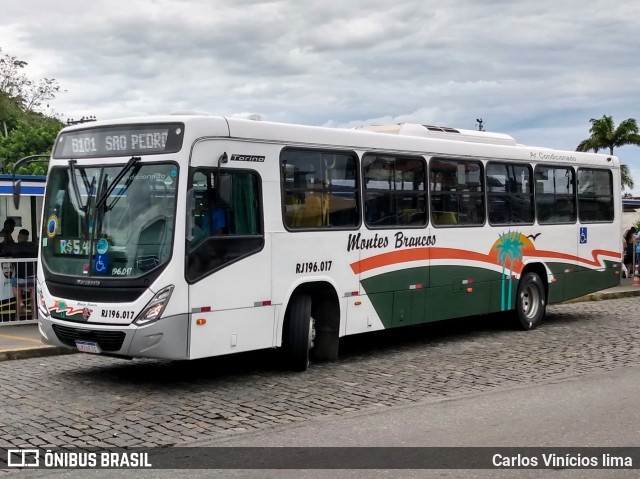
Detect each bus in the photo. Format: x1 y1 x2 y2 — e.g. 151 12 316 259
33 116 621 371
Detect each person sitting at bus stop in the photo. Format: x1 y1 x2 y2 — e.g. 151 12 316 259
4 229 37 317
0 218 16 254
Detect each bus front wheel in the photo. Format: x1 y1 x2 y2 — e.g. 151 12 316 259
284 293 315 372
514 272 546 330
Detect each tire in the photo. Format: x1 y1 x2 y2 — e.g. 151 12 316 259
514 272 546 330
284 293 315 372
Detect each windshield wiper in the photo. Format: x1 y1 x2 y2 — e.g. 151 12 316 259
68 160 89 212
95 156 141 211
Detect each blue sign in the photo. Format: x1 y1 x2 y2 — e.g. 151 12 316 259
94 254 108 274
96 238 109 255
580 227 587 244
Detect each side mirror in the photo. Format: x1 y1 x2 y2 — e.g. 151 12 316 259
217 173 233 208
13 179 21 209
11 154 51 209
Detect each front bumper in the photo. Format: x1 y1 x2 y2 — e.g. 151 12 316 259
38 314 190 360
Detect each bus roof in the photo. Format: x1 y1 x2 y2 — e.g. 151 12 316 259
57 115 618 168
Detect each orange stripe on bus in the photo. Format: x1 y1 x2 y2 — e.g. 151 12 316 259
350 248 498 274
350 248 620 275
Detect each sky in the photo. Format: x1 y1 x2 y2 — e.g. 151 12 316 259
2 0 640 195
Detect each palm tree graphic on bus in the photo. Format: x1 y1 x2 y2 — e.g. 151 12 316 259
494 230 525 311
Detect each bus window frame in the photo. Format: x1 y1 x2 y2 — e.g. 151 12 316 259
429 157 486 228
362 153 428 230
534 164 577 225
185 166 265 284
576 167 614 224
280 146 361 232
486 161 535 227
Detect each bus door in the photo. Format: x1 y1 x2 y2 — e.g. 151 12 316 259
186 141 273 359
570 167 618 297
426 158 491 321
534 165 579 300
354 154 431 331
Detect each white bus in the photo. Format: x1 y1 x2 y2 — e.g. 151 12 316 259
35 116 621 371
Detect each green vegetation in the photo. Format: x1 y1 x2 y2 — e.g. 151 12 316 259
576 115 640 192
0 47 64 175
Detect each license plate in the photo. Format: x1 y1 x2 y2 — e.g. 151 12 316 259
75 340 101 354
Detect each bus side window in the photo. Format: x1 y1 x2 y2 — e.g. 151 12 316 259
430 158 484 227
535 166 576 224
281 148 359 230
187 169 263 281
363 154 426 228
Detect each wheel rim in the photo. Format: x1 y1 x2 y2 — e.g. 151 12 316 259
309 317 316 349
520 283 540 320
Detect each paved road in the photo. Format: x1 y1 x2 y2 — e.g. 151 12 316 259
3 297 640 478
1 297 638 451
12 365 640 479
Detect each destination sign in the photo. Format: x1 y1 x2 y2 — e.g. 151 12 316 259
53 123 185 159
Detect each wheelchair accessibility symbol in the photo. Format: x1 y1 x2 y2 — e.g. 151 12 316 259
94 254 108 274
580 227 588 244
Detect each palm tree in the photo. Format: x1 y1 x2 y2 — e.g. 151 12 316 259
620 164 634 191
495 231 525 311
576 115 640 191
495 238 509 311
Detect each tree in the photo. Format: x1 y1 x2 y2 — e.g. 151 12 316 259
576 115 640 192
0 116 62 175
0 47 61 112
620 164 634 192
0 47 64 174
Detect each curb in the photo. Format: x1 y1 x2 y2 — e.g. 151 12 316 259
0 346 76 362
563 289 640 304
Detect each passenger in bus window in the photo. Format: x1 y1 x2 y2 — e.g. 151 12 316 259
201 190 228 235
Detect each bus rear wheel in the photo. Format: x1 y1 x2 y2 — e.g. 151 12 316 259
284 293 315 372
514 272 545 330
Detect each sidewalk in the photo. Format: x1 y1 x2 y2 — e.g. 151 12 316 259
562 276 640 303
1 279 639 362
0 321 73 361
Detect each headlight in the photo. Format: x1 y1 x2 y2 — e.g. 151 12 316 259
37 284 49 318
134 285 174 326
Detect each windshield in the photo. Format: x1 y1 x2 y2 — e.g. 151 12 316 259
41 162 178 279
